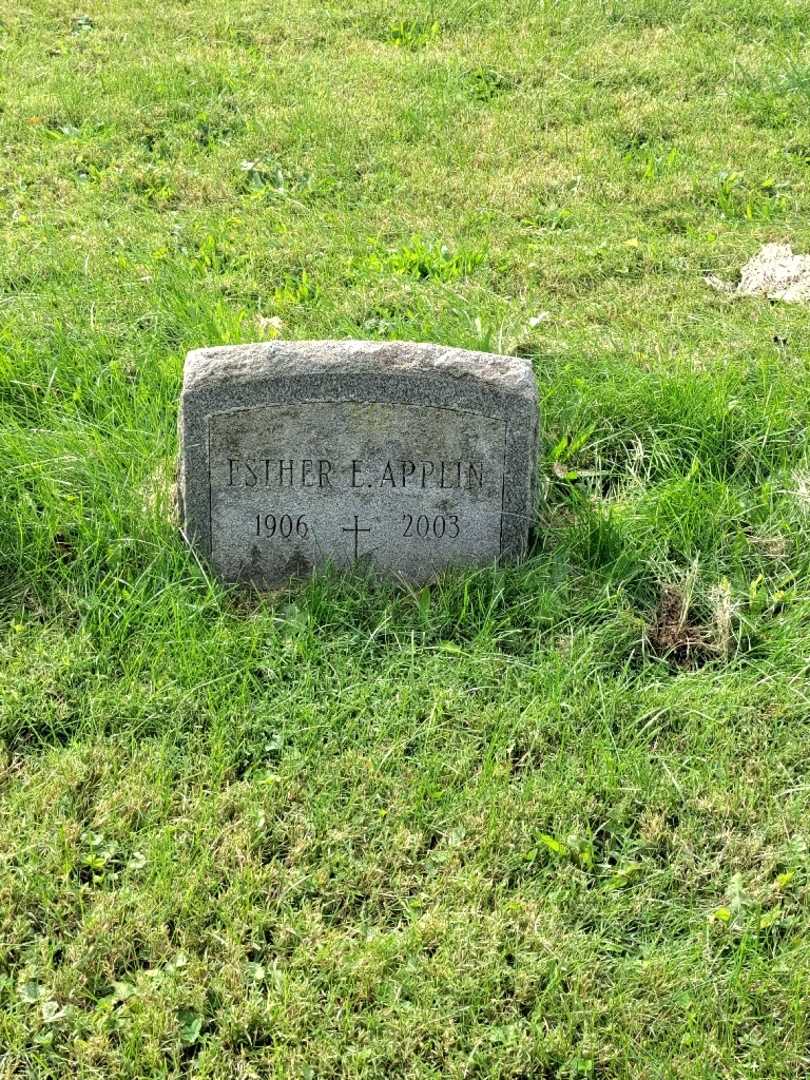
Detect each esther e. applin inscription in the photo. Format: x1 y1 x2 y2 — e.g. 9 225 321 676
178 340 538 586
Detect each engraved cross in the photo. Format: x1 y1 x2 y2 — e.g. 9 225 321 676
341 515 371 562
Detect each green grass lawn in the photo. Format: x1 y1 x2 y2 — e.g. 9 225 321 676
3 0 810 1075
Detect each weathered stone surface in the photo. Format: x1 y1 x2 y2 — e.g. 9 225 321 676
178 340 538 585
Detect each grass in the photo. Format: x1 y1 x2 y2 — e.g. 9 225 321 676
2 0 810 1075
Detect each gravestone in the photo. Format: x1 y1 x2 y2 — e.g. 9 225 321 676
178 340 538 585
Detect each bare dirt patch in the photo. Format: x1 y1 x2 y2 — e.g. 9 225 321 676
707 243 810 303
647 585 713 667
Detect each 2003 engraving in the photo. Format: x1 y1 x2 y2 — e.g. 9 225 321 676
402 513 460 539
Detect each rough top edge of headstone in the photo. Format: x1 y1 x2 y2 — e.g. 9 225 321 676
182 339 537 399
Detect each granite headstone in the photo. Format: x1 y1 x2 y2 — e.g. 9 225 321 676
178 340 538 585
